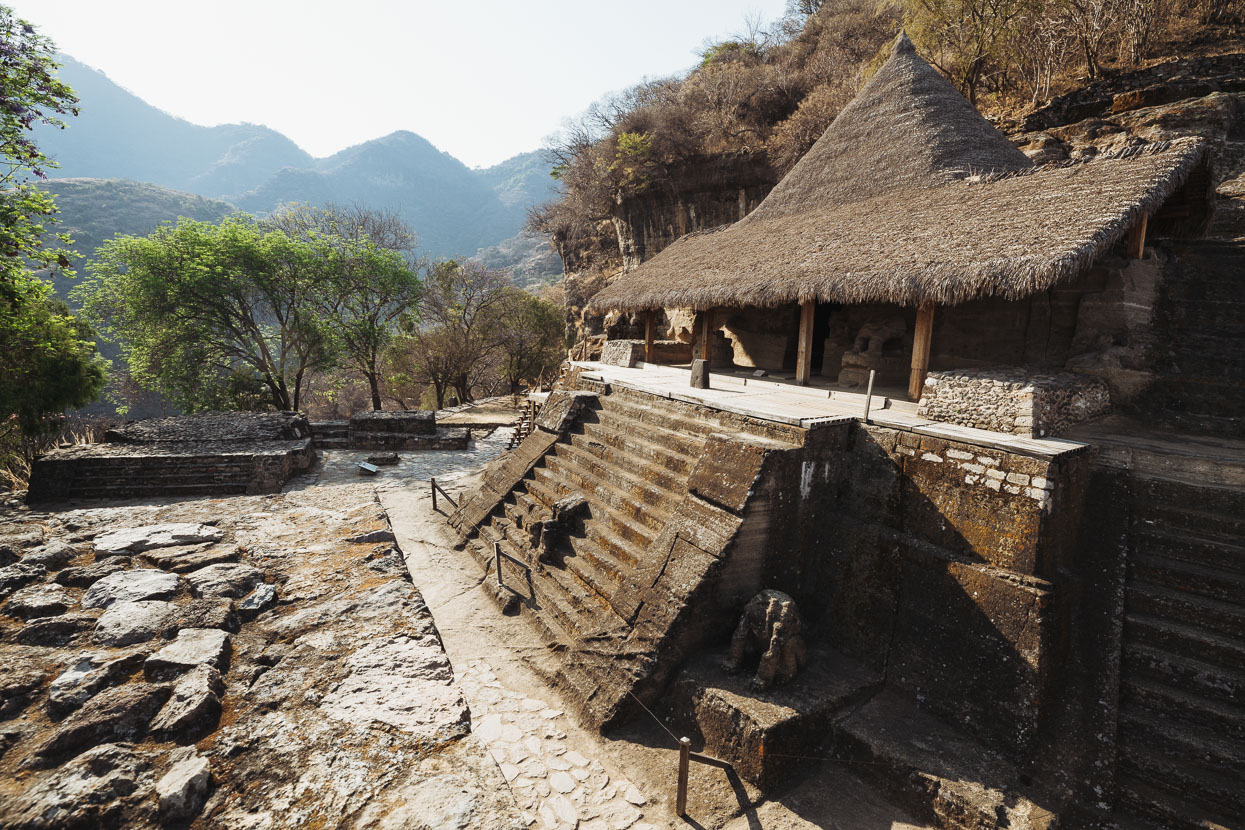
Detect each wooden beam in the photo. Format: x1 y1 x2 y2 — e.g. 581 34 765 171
644 310 655 364
908 302 935 402
698 309 714 369
796 300 815 386
1126 213 1149 259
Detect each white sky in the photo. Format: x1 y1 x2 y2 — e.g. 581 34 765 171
15 0 789 169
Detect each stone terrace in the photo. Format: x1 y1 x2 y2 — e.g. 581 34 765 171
27 413 315 503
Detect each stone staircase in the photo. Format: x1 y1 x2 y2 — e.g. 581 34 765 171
309 421 350 449
1113 473 1245 830
460 385 806 726
1146 240 1245 436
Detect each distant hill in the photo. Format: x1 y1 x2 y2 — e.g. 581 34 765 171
36 56 560 262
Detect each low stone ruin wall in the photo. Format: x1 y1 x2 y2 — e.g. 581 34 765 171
310 410 469 451
27 413 316 503
599 339 693 367
917 367 1111 437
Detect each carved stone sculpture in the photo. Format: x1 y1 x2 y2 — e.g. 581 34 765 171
722 589 807 691
851 315 907 356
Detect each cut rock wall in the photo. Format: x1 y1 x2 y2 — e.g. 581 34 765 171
918 367 1111 437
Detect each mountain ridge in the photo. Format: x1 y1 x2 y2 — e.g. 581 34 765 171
36 55 560 262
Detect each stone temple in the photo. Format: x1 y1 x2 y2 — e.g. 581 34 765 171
447 34 1243 830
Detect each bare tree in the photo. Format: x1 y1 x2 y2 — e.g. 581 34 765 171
1058 0 1120 78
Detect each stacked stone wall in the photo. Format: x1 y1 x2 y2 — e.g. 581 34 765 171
918 367 1110 437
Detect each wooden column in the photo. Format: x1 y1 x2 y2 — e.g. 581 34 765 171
644 309 655 364
908 301 935 402
1126 213 1149 259
698 309 714 368
796 299 815 386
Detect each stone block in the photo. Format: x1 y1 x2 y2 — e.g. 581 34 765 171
599 339 638 367
687 434 775 514
690 359 710 388
666 647 881 789
534 390 597 434
349 409 435 435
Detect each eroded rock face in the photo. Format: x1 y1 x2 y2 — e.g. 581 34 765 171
20 541 78 571
150 665 223 737
0 743 154 829
92 601 175 647
93 524 224 557
81 570 180 609
4 583 73 618
55 560 127 588
155 750 211 821
144 629 231 679
184 563 262 599
0 563 46 600
15 613 98 647
35 683 170 764
319 635 468 741
1 474 518 829
46 649 148 719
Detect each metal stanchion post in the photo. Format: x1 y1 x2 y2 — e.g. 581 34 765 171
431 477 437 511
676 736 691 817
863 369 876 424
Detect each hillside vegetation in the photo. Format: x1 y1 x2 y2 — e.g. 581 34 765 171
533 0 1244 274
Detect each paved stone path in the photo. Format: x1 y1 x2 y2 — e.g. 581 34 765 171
460 660 658 830
290 426 514 493
306 427 664 828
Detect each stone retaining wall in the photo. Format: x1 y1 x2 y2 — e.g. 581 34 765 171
917 367 1111 437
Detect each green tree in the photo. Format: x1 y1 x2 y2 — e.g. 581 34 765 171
78 216 337 412
495 288 565 395
394 260 509 409
0 6 105 441
267 204 423 411
901 0 1032 103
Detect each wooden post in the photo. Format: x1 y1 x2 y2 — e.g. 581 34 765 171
795 299 815 386
908 302 935 403
644 309 655 364
699 310 713 369
675 737 691 817
431 477 438 512
1127 213 1149 259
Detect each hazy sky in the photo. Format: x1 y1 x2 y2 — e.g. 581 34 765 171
15 0 789 169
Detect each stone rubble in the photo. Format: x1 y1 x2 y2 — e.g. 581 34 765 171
0 432 529 828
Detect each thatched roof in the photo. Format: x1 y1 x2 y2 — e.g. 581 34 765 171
590 34 1214 314
745 32 1032 222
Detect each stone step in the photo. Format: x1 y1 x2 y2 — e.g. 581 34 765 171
1120 676 1245 743
314 437 351 448
559 536 627 604
550 440 685 515
1130 551 1245 604
536 457 667 540
522 477 646 568
1132 480 1245 539
1115 735 1245 823
583 411 703 476
1131 525 1245 576
1119 706 1245 780
599 393 741 441
1125 585 1245 645
1122 642 1245 707
61 482 252 499
1115 773 1241 830
566 430 689 495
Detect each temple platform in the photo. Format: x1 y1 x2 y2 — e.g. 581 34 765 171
573 360 1088 460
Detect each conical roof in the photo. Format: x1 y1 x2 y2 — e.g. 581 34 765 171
743 32 1032 223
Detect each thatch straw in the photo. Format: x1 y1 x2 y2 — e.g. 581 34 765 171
589 138 1210 312
590 33 1213 314
743 32 1032 224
